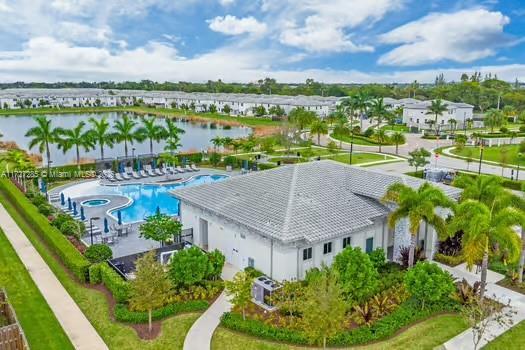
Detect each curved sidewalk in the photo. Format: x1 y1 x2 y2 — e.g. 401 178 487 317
183 264 238 350
0 203 108 350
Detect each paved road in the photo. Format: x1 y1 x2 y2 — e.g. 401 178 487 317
0 203 108 350
183 263 239 350
318 132 525 180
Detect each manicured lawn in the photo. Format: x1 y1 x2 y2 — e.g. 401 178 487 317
269 147 334 158
211 314 468 350
450 145 524 166
330 152 397 165
484 320 525 350
0 228 74 350
0 190 201 350
331 133 380 146
380 124 410 132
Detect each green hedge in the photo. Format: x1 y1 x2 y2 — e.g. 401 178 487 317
114 300 209 323
433 253 465 267
99 263 130 303
221 299 460 346
0 179 90 282
88 263 102 284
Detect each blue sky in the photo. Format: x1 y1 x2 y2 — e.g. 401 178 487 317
0 0 524 83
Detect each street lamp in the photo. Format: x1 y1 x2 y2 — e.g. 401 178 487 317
478 143 484 175
517 152 522 181
132 147 136 158
90 216 100 245
349 128 354 165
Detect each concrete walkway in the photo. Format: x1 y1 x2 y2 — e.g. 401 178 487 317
183 263 239 350
435 261 525 350
0 203 108 350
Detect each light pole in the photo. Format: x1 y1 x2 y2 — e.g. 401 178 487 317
90 216 100 245
349 128 354 165
132 147 136 158
478 144 484 175
517 152 522 180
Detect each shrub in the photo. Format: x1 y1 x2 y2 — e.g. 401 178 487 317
399 246 426 268
520 126 525 133
169 246 211 287
0 179 90 281
404 261 455 308
433 253 465 267
438 231 463 256
59 220 84 239
244 266 264 278
100 263 130 303
85 244 113 263
115 300 209 323
30 193 47 206
333 247 379 304
207 249 225 280
368 248 386 270
89 263 102 284
363 128 375 138
453 278 481 305
499 127 509 134
223 156 238 167
51 213 74 229
37 203 54 216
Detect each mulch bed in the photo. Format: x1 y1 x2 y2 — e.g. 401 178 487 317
497 278 525 295
67 236 87 254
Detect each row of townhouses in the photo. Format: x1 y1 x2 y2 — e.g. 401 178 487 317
0 88 338 117
0 89 475 126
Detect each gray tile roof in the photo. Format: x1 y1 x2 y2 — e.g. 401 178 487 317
172 161 461 244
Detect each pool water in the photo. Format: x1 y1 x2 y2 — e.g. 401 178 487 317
65 175 227 224
82 199 110 207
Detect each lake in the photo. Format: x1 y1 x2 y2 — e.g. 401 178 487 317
0 112 252 166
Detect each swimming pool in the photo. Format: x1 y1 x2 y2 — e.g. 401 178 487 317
81 199 110 207
62 174 228 223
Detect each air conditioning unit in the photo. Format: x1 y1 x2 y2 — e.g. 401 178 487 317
251 275 281 311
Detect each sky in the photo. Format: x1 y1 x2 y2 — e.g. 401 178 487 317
0 0 524 83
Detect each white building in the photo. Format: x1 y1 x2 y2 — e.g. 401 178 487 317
402 100 474 131
173 161 460 281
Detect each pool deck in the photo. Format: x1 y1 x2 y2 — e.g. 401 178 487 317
48 167 236 258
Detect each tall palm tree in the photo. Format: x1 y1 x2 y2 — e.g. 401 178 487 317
355 92 371 130
375 128 389 153
210 136 224 152
310 119 328 145
58 121 95 168
25 116 61 173
484 109 505 133
113 115 142 158
88 116 114 160
390 132 406 154
165 118 185 155
382 182 455 268
425 99 448 136
370 98 389 127
137 117 167 154
448 200 523 299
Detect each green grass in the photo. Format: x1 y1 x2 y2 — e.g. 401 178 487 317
330 152 397 165
331 133 379 146
268 147 334 158
0 228 74 350
0 186 201 350
211 314 468 350
380 124 410 132
450 145 524 166
0 106 129 115
484 320 525 350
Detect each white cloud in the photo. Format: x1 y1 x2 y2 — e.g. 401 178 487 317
274 0 405 53
378 8 512 66
219 0 234 6
56 22 113 45
0 0 12 12
1 36 525 84
208 15 267 36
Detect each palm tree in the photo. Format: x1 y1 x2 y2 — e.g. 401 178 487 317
355 92 371 130
25 116 61 173
137 117 167 154
382 182 455 268
222 137 233 152
370 98 389 127
425 99 448 136
210 136 224 152
57 121 95 169
165 118 185 155
375 128 389 153
484 109 505 133
448 119 457 134
1 149 34 171
448 200 523 299
390 132 406 154
88 116 115 160
310 119 328 145
114 115 142 158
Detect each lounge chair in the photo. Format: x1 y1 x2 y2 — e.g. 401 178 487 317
106 171 117 182
190 164 200 171
140 170 149 178
155 167 164 176
121 172 131 180
144 165 157 177
176 166 185 173
115 173 124 181
132 171 141 179
185 164 194 172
